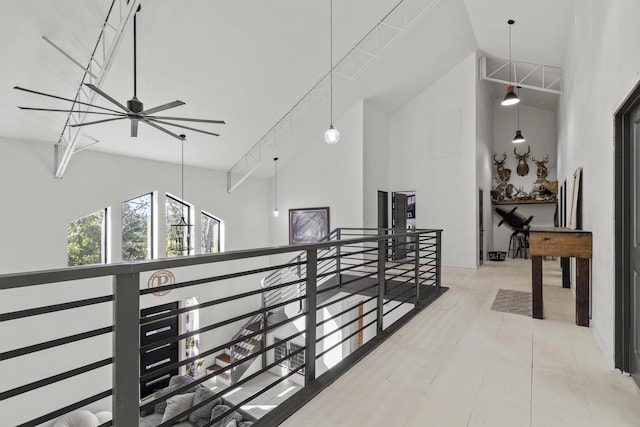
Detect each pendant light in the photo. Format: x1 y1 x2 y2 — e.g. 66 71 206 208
512 88 526 143
501 19 520 107
272 157 280 217
171 134 193 254
324 0 340 144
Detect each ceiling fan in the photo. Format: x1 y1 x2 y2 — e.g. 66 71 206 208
14 7 224 141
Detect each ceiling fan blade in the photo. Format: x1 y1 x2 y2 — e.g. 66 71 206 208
146 118 220 137
69 116 128 128
18 106 126 116
141 100 185 115
131 119 139 137
13 86 123 114
150 115 226 125
141 118 185 140
85 83 131 112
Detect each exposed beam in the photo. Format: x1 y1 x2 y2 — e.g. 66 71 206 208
480 56 562 95
226 0 443 193
53 0 141 178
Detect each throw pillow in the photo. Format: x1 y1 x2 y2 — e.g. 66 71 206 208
239 422 254 427
210 405 243 427
224 420 238 427
52 410 99 427
161 392 195 424
188 387 223 427
169 374 201 393
153 384 181 414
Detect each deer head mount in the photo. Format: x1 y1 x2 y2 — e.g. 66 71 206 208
532 154 549 180
514 145 530 176
493 152 511 183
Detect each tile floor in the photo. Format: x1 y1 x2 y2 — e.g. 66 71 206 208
279 258 640 427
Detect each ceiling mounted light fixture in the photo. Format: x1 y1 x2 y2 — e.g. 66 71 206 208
171 134 193 254
501 19 520 107
273 157 280 217
324 0 340 145
512 87 525 143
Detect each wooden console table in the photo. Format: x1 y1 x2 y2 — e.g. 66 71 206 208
529 227 592 326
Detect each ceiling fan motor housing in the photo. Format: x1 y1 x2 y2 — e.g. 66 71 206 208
127 96 143 113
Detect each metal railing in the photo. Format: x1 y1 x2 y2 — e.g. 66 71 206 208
0 228 442 426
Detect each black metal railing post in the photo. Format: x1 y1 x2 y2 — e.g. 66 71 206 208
112 272 140 426
336 229 342 285
304 249 317 385
261 293 268 370
436 231 442 288
377 236 386 334
414 232 421 306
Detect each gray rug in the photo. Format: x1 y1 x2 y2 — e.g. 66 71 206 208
490 289 532 317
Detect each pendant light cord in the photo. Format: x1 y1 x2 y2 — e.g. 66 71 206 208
274 157 278 210
329 0 333 126
508 22 512 85
133 11 137 97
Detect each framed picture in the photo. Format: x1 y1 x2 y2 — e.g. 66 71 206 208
569 167 582 230
289 207 330 245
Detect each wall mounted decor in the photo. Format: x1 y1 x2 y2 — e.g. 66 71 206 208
289 207 330 244
569 167 583 229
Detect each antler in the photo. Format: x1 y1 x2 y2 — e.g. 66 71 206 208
493 152 507 164
514 145 530 159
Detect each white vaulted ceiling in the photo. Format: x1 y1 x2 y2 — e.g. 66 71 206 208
0 0 575 176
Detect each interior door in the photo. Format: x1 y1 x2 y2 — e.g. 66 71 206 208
140 302 179 398
392 192 407 260
629 106 640 386
479 189 484 265
377 191 389 230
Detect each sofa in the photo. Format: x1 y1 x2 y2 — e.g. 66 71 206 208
139 375 255 427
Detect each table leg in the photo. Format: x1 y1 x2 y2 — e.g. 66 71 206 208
576 257 590 327
561 257 570 288
532 255 543 319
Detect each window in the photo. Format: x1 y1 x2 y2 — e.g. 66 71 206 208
122 193 153 261
201 211 221 254
166 195 192 257
67 209 107 266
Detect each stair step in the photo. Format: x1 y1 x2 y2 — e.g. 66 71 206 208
240 337 260 347
246 322 261 332
205 363 231 381
216 353 231 367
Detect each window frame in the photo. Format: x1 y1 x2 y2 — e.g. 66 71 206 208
121 192 154 261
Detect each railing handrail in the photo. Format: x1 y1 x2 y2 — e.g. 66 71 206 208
0 228 441 289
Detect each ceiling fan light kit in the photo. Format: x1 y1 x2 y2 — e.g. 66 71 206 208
15 6 224 142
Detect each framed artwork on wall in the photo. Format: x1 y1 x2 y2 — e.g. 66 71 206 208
289 207 330 244
569 167 583 230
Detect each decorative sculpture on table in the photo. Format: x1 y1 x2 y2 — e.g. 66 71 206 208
514 145 530 176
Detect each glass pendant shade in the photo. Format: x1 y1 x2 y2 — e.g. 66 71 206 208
273 208 280 217
512 129 526 143
324 125 340 144
502 86 520 106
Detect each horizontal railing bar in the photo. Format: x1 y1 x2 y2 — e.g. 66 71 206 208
381 287 415 308
17 389 112 427
316 317 377 360
142 278 306 325
0 230 441 289
316 305 377 338
383 294 415 317
139 296 305 354
0 357 113 400
1 326 113 361
0 295 113 322
140 311 308 382
139 262 299 296
316 285 378 312
316 274 378 297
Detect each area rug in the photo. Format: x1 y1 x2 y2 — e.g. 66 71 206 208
490 289 532 317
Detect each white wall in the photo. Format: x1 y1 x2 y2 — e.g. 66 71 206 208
0 137 270 274
363 101 390 229
476 72 495 262
557 0 640 365
269 101 365 246
491 103 557 252
0 137 272 425
388 52 478 268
